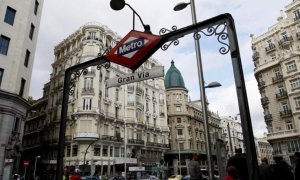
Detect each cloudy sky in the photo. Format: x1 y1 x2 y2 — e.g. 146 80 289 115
30 0 288 137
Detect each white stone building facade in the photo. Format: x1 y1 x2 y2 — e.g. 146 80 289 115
23 22 169 178
251 0 300 164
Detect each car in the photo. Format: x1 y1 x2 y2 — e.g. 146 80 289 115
140 174 159 180
108 175 125 180
81 176 100 180
168 175 182 180
181 175 190 180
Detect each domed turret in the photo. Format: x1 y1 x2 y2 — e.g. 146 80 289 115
164 60 186 90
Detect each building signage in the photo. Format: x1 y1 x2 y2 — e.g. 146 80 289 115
106 30 162 71
23 160 30 167
129 166 145 171
106 66 164 88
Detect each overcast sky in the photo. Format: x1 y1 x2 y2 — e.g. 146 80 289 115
30 0 288 138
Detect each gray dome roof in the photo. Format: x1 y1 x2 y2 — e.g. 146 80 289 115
164 60 186 89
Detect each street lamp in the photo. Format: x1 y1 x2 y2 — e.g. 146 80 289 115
124 119 127 180
110 0 151 33
174 1 215 179
34 155 40 178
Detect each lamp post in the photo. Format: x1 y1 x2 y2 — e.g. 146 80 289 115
110 0 151 33
177 141 181 175
124 120 127 180
34 156 40 179
174 1 215 179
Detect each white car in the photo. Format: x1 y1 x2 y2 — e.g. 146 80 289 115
140 174 159 180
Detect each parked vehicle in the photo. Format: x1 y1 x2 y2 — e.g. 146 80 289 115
140 174 159 180
108 175 125 180
81 176 100 180
168 175 182 180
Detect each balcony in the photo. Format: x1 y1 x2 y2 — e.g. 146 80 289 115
272 75 283 83
278 36 293 47
73 132 99 140
276 91 288 100
261 97 269 105
265 44 276 53
280 110 292 118
101 135 123 142
267 129 299 141
127 139 144 146
81 88 95 94
146 142 160 147
264 114 272 122
252 51 260 61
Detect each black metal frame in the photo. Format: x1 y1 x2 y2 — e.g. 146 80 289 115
56 13 259 180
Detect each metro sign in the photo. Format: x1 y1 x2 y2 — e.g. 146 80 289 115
106 30 162 71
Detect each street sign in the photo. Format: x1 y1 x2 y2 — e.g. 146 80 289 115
23 160 30 167
129 166 145 171
106 30 162 71
106 66 164 88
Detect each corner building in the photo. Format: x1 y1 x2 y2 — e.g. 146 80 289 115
164 61 222 175
251 0 300 164
0 0 43 179
23 22 170 178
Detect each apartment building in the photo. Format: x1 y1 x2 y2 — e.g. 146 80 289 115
251 0 300 164
255 135 274 164
0 0 43 179
220 116 245 157
164 61 222 175
23 22 169 178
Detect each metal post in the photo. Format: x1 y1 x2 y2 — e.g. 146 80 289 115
34 156 40 179
124 120 127 180
178 141 181 175
190 0 214 179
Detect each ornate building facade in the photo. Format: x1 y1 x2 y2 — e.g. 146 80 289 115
251 0 300 164
23 22 169 178
164 61 222 175
0 0 43 179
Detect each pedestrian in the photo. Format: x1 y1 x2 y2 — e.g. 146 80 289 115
294 152 300 180
223 166 239 180
70 169 81 180
259 157 273 180
188 154 203 180
226 148 248 180
272 156 294 180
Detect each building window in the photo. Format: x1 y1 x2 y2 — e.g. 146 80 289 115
127 92 134 105
114 147 120 157
66 146 71 157
24 50 31 67
286 61 297 72
34 0 39 15
19 78 26 96
94 145 101 156
72 145 78 156
4 6 16 26
295 97 300 108
176 106 181 112
290 78 300 89
29 23 35 40
102 146 108 157
294 9 300 20
179 142 184 150
83 98 92 110
84 77 93 90
281 102 289 112
177 129 183 135
0 35 10 55
177 118 182 123
115 88 119 101
89 32 96 39
0 68 4 87
286 121 294 130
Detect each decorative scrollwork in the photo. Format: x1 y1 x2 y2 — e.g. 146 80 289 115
193 22 229 55
68 68 88 95
98 48 111 57
161 39 179 51
96 61 111 70
159 26 177 35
